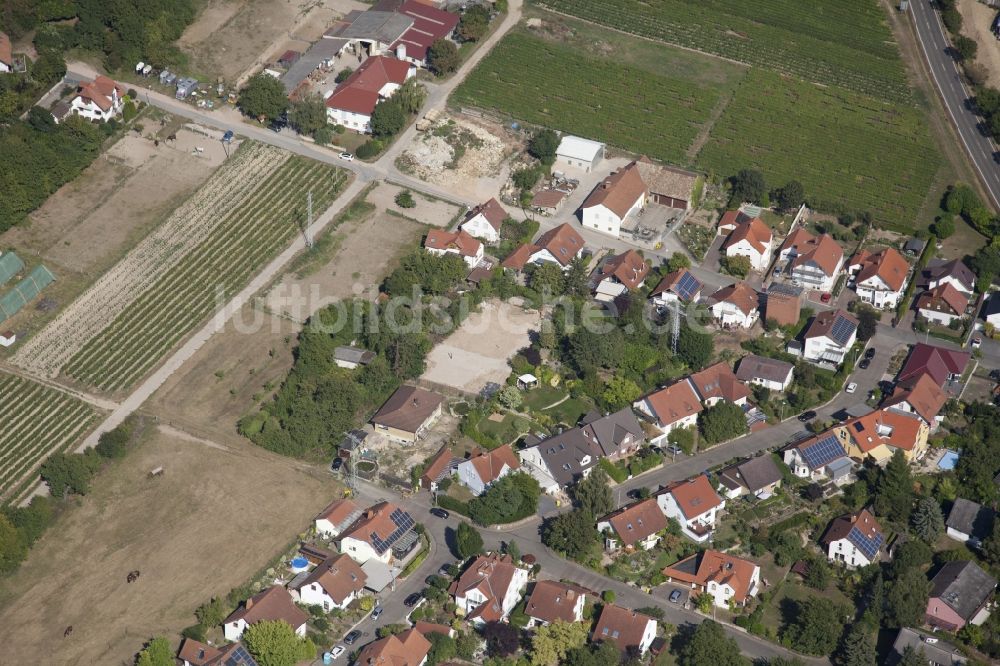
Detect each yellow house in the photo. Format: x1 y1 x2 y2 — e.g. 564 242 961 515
371 385 444 443
837 408 929 464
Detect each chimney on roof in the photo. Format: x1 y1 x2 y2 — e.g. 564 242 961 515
245 598 253 609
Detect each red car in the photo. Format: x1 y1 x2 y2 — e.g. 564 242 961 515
820 293 832 303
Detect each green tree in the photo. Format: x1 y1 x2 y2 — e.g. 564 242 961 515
911 496 945 543
455 632 480 659
530 619 589 666
564 257 590 297
898 646 928 666
426 632 457 666
568 327 624 371
543 509 600 561
396 190 416 208
889 539 932 580
539 320 558 350
335 67 354 82
774 180 805 211
371 98 407 138
428 38 460 75
954 35 978 61
468 473 540 525
243 619 316 666
803 556 830 591
873 450 914 524
677 323 713 370
676 620 744 666
496 385 522 409
835 624 876 666
136 637 173 666
981 519 1000 566
195 597 229 628
668 427 696 454
855 307 879 341
0 513 27 575
782 598 845 655
95 424 130 459
601 376 642 410
932 215 955 239
458 4 491 41
529 262 566 295
572 467 613 518
289 94 327 135
455 522 485 559
666 252 692 273
885 567 931 628
238 73 288 121
698 401 748 445
722 255 751 278
528 128 560 163
40 452 99 498
729 168 767 206
5 495 54 547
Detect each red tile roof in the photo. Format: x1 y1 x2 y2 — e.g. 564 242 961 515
424 228 482 258
76 76 123 112
355 628 431 666
448 553 521 623
722 216 772 255
339 501 413 554
782 228 844 277
687 361 751 404
177 638 222 666
916 283 969 317
599 498 668 547
390 0 460 61
600 249 649 291
371 385 443 433
502 223 584 269
649 269 702 302
844 408 924 453
641 380 702 427
525 580 585 624
467 444 520 486
0 31 11 67
316 498 361 526
897 343 970 388
851 247 909 292
661 475 723 520
662 550 758 604
464 198 507 232
709 282 759 316
582 162 648 219
299 553 367 604
224 586 308 630
883 373 946 424
325 56 411 115
591 604 656 653
420 445 455 488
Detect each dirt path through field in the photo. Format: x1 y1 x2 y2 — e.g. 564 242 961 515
958 0 1000 89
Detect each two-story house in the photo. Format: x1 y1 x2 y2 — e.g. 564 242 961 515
579 407 646 462
424 228 484 268
686 361 751 407
926 561 996 632
325 56 414 133
449 553 528 624
594 249 650 303
838 408 929 463
633 381 702 445
70 75 124 122
716 455 784 500
881 373 947 430
662 550 761 609
782 431 854 483
597 498 669 551
821 508 884 568
580 162 648 238
456 445 520 496
518 429 597 495
223 586 308 641
708 282 760 329
337 502 418 566
721 212 773 272
848 247 910 309
798 309 858 366
294 554 367 611
314 498 363 538
778 228 844 292
656 475 725 542
460 198 507 244
523 580 586 628
591 605 658 656
502 223 585 273
649 268 703 309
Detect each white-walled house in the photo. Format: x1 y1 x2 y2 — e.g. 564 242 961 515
555 135 604 172
502 223 585 272
848 248 909 309
782 431 853 483
295 554 367 611
424 228 483 268
649 268 703 308
580 162 648 238
223 586 308 641
524 580 586 628
456 445 520 496
735 354 794 391
800 309 858 366
708 282 759 329
337 502 416 566
448 553 528 624
917 283 969 326
70 76 124 122
0 32 12 74
656 475 725 542
592 605 658 656
927 258 976 297
662 550 760 609
779 228 844 292
314 498 362 538
597 498 669 551
325 56 414 133
821 508 884 568
721 213 773 272
633 381 702 445
460 198 507 244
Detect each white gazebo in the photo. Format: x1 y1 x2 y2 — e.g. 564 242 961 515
517 373 539 390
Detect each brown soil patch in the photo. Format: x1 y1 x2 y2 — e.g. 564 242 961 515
365 182 462 228
959 0 1000 89
0 429 333 666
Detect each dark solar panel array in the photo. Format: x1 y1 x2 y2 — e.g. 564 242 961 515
830 314 856 345
225 645 259 666
675 271 701 301
847 525 883 560
800 434 846 469
370 508 415 554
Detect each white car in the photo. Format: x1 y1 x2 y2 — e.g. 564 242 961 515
972 337 982 349
845 382 858 394
339 152 354 161
331 645 346 659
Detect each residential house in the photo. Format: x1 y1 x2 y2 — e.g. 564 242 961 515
460 198 507 244
354 628 431 666
591 604 658 656
295 554 367 611
882 372 948 429
782 430 853 482
518 428 598 495
555 135 604 172
926 560 997 631
502 223 585 272
456 444 520 496
371 386 443 443
708 282 760 329
634 156 697 210
687 361 751 406
524 580 586 628
223 586 308 641
799 309 858 366
917 283 969 326
412 621 455 639
325 56 414 133
334 346 375 370
579 407 646 462
946 498 996 548
656 475 725 542
0 32 12 73
716 455 784 500
337 501 417 565
662 550 761 609
390 1 460 68
896 343 970 388
314 498 363 538
927 258 976 296
449 553 528 624
848 247 910 309
531 188 568 215
890 628 966 666
735 354 795 391
594 250 650 303
598 498 669 551
839 408 929 463
764 283 803 327
424 228 484 268
420 445 459 491
70 76 124 122
580 162 648 238
821 508 884 568
778 228 844 292
649 269 703 308
721 214 773 272
633 381 702 444
178 640 259 666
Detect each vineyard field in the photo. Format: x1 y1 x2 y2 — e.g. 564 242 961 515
451 32 733 165
0 372 97 503
537 0 911 103
695 70 941 231
59 155 348 392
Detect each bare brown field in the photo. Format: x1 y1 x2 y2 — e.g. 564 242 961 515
0 428 334 666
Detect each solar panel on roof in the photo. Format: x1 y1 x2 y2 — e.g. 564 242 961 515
675 271 701 301
800 434 846 469
370 508 415 554
225 645 258 666
830 314 856 346
847 525 883 560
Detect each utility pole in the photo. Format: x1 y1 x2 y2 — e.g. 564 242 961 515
304 190 314 248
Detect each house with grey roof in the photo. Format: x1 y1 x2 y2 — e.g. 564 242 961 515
926 560 996 631
890 627 965 665
735 354 795 391
579 407 645 462
716 455 784 500
946 498 996 548
334 346 375 370
518 428 598 495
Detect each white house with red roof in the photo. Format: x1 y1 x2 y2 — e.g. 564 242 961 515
708 282 760 329
456 445 519 496
821 508 884 568
597 498 668 551
580 162 648 238
423 228 483 267
633 381 702 445
449 553 528 625
337 501 417 565
656 475 725 542
591 604 658 656
70 76 124 122
0 32 12 74
390 1 460 68
223 586 308 641
325 56 414 133
662 550 760 609
501 223 584 272
460 198 507 243
720 212 773 272
314 498 363 538
294 553 367 611
848 247 910 309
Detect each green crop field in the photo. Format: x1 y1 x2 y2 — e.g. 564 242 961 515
695 70 940 231
0 372 96 503
63 157 349 392
537 0 910 103
452 32 735 164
